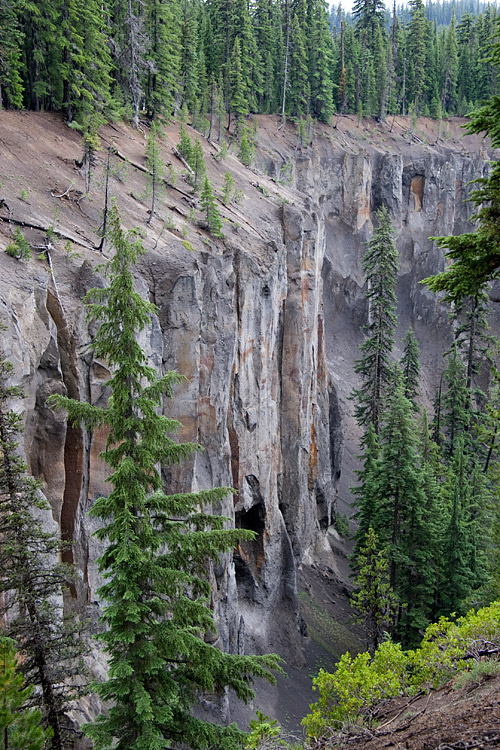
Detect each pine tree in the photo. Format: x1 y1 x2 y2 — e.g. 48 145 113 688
0 356 85 750
424 16 500 301
351 527 396 654
287 2 309 117
0 0 24 109
407 0 427 115
439 438 476 615
441 11 459 114
0 637 49 750
352 423 380 557
400 327 420 411
200 176 224 237
229 37 249 132
308 0 335 123
189 136 206 192
238 125 252 166
352 206 398 435
145 119 164 224
374 369 435 645
51 201 279 750
442 343 470 457
177 123 193 163
145 0 181 118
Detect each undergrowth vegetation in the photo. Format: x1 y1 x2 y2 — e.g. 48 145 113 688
301 600 500 743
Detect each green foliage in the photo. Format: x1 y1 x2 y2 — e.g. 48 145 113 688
302 640 407 737
1 0 498 126
145 120 164 223
5 228 31 260
303 601 500 741
401 327 421 411
0 355 85 749
189 137 206 192
351 527 396 653
452 659 500 690
52 200 280 749
333 511 350 538
238 126 253 167
177 124 193 163
351 206 398 435
0 637 49 750
222 171 235 205
246 711 283 750
200 176 223 237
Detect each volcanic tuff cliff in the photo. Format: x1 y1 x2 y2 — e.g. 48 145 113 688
0 112 495 725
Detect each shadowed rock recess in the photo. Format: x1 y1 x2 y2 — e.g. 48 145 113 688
0 112 495 728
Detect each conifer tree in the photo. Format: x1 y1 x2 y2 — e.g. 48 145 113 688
229 38 249 133
374 369 434 645
145 120 164 224
407 0 427 115
352 206 398 435
0 0 24 109
352 423 380 557
200 176 224 237
51 201 279 750
0 356 85 750
439 438 476 615
442 343 470 457
351 527 395 654
401 327 420 411
190 136 206 192
238 125 252 166
145 0 181 118
0 637 49 750
287 3 309 117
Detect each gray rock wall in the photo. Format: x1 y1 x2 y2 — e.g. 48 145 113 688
0 114 493 692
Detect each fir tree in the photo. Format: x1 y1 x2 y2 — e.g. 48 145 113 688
189 136 206 192
352 527 396 654
424 17 500 300
0 637 49 750
145 0 181 118
439 438 477 615
145 119 164 224
222 171 234 205
238 125 252 166
51 201 279 750
229 37 249 133
0 356 85 750
374 369 434 645
407 0 427 114
0 0 24 109
177 123 193 163
442 343 470 457
352 206 398 435
400 327 420 411
200 176 224 237
352 423 380 557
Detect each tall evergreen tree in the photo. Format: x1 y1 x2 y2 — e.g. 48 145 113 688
400 327 420 411
51 202 279 750
0 0 24 109
0 356 85 750
351 527 395 654
407 0 427 114
442 343 470 457
352 206 398 435
145 119 164 224
352 423 381 557
374 370 434 645
0 637 49 750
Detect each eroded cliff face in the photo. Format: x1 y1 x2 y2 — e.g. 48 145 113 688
0 113 493 719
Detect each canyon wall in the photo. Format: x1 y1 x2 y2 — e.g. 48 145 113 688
0 113 493 722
